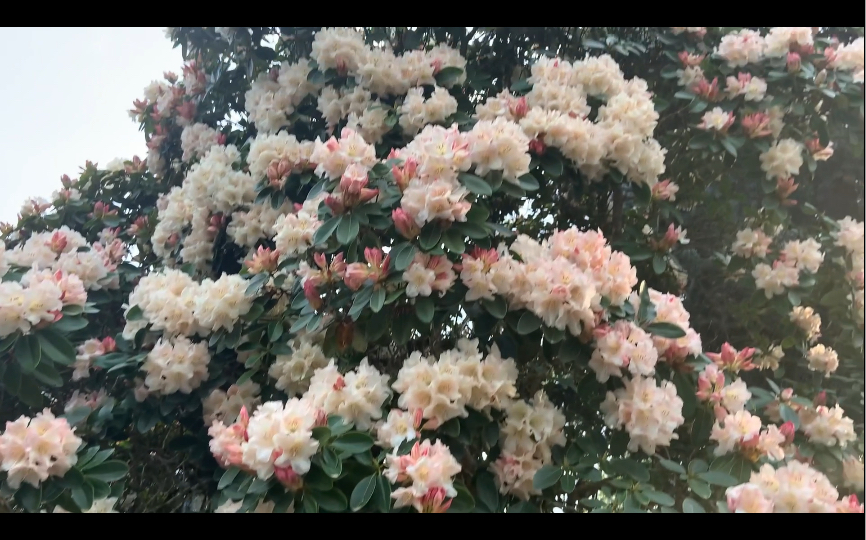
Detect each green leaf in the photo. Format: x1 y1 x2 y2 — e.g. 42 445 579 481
36 328 76 365
517 173 540 191
447 482 476 513
475 471 499 512
641 488 675 507
15 334 41 372
52 316 88 333
369 287 386 313
516 311 542 335
457 172 492 196
721 138 738 158
532 465 563 491
442 228 465 254
15 483 41 513
125 305 144 321
540 151 564 177
310 488 348 512
645 322 687 339
652 254 666 274
583 38 606 49
609 458 650 483
302 493 319 513
245 272 268 296
373 475 392 513
350 474 377 511
414 296 434 324
390 243 417 271
336 214 360 245
658 458 686 474
419 226 441 251
71 482 94 511
88 478 111 500
507 501 538 513
83 461 128 483
304 467 334 491
434 66 463 86
313 216 341 246
482 296 507 319
688 478 712 499
218 467 241 490
779 404 800 429
697 470 738 487
332 432 374 455
321 447 343 478
32 361 63 387
682 497 704 513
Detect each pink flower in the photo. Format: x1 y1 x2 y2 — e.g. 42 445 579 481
245 246 280 274
303 280 323 311
343 263 370 291
706 343 756 373
787 52 801 73
393 208 421 239
741 113 773 138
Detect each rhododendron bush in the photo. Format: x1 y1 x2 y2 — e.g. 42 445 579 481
0 26 862 513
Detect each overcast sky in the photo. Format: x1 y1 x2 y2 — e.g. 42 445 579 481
0 27 182 222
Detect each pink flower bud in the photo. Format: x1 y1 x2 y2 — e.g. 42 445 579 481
787 52 801 73
163 71 178 83
303 280 323 311
245 246 280 274
393 208 421 239
101 337 117 353
691 77 720 101
60 174 74 188
340 163 369 197
48 231 68 253
814 391 826 406
420 487 452 513
713 404 729 422
274 465 303 490
508 96 528 119
780 388 794 401
740 113 773 139
324 195 345 215
779 421 796 444
343 263 369 291
528 138 547 155
332 375 346 391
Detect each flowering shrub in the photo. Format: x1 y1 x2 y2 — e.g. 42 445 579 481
0 26 862 513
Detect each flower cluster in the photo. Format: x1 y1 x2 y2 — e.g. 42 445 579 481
629 288 703 360
492 391 566 500
123 269 252 338
710 410 786 461
588 320 659 382
461 228 638 337
141 335 211 395
203 381 262 427
726 462 864 513
402 253 456 298
268 336 331 396
798 405 856 447
0 410 82 489
392 340 518 429
304 359 391 430
513 55 666 185
384 439 462 513
600 375 685 454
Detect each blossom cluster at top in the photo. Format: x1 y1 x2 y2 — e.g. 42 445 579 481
477 55 667 186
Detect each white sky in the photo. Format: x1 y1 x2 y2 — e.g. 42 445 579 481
0 27 182 222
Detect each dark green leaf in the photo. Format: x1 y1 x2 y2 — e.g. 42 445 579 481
532 465 563 490
15 334 41 372
336 214 360 245
83 460 128 483
609 459 650 483
652 254 666 274
697 470 737 487
310 488 348 512
516 311 542 335
391 243 417 271
370 287 386 313
482 296 507 319
457 172 492 196
414 296 434 324
313 216 341 246
645 322 687 339
36 329 76 365
350 474 377 511
475 471 499 512
682 497 704 513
